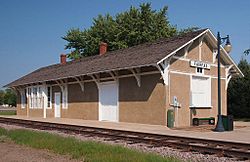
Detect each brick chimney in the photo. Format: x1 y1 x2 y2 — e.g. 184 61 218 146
60 54 67 64
99 42 107 55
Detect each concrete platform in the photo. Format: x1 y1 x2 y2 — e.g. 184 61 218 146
0 115 250 144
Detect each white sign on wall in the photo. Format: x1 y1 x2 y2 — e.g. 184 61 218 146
190 60 210 69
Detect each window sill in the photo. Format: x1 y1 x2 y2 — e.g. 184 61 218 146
189 106 212 109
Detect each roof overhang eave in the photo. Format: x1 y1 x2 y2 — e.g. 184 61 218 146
5 63 158 88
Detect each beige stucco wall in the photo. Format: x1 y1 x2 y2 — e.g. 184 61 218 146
168 38 228 127
29 109 43 117
119 74 166 125
61 82 98 120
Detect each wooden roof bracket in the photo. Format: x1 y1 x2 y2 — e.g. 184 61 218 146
11 86 28 97
157 56 171 85
89 74 99 87
129 68 141 87
74 76 84 92
109 71 118 81
55 80 66 92
225 64 234 90
11 86 20 94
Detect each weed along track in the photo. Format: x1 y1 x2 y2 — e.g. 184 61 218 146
0 116 249 161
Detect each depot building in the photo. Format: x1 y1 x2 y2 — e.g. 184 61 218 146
5 29 243 128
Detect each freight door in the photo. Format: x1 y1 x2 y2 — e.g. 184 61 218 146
99 81 118 122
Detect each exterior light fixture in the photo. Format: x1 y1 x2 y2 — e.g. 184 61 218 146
224 35 232 53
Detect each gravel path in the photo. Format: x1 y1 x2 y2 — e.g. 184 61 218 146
0 142 80 162
0 123 244 162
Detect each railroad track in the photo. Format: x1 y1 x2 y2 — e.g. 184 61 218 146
0 116 249 160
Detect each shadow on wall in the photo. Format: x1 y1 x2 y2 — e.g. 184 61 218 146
119 74 163 102
68 82 98 103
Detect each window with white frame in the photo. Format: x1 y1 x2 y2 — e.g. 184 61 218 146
21 89 27 108
62 85 68 109
47 86 52 108
29 86 43 109
191 76 211 107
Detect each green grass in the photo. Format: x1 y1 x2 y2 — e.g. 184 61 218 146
0 127 180 162
0 110 16 115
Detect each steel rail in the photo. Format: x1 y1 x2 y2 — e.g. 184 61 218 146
0 117 249 160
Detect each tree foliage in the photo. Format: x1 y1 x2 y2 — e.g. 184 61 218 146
0 90 4 105
244 48 250 55
63 3 195 59
0 89 16 107
228 59 250 118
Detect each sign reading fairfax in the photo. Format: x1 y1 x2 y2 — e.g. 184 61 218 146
190 60 211 69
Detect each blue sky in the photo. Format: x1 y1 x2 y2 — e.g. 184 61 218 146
0 0 249 88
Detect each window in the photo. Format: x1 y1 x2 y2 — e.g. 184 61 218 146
33 87 37 108
30 86 43 109
28 88 32 108
21 89 27 108
196 67 204 74
37 87 42 108
191 76 211 107
47 86 52 108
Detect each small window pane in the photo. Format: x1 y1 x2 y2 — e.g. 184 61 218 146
196 68 203 74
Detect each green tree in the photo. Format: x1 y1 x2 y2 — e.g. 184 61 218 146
244 48 250 55
3 89 17 107
0 90 4 105
63 3 194 59
228 59 250 118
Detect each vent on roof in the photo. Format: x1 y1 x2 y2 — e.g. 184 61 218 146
99 42 108 55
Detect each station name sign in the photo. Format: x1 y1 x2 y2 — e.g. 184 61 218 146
190 60 210 69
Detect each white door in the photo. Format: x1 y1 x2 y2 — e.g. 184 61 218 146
99 81 118 122
54 92 61 118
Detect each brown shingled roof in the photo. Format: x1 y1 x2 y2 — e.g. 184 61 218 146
5 29 207 87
